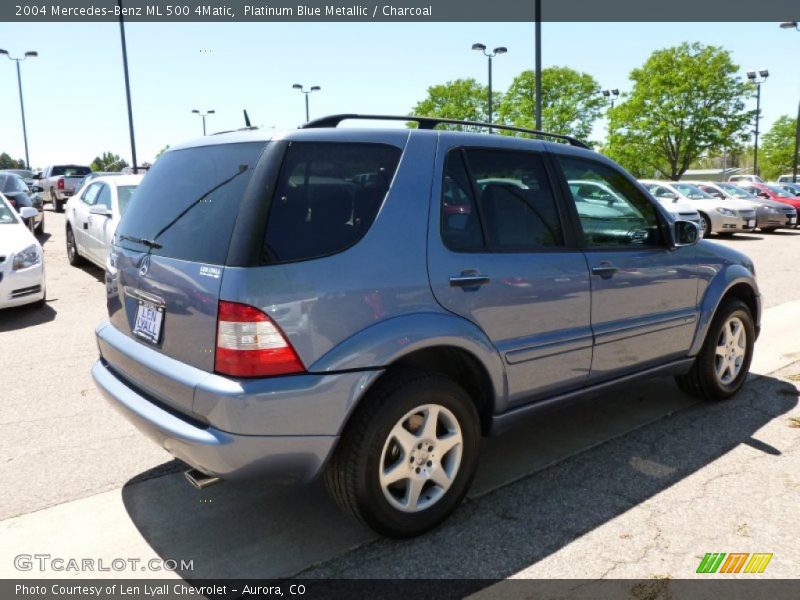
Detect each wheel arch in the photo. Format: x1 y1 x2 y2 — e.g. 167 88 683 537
690 267 760 356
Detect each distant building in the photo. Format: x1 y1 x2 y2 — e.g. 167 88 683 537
681 167 742 182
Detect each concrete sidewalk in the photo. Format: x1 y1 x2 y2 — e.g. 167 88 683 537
2 301 799 580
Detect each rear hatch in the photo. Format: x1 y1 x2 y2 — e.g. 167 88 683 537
102 141 266 412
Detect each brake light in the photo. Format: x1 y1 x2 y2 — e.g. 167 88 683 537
8 198 16 208
215 301 305 377
57 178 64 190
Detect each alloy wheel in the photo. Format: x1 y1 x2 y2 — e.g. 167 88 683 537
378 404 463 513
714 316 746 384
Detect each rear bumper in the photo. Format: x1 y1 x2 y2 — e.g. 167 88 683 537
92 321 383 482
92 359 339 482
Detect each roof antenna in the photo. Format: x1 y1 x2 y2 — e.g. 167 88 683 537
243 109 251 127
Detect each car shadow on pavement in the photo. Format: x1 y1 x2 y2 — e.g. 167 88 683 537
713 234 763 242
120 373 798 581
34 232 52 245
75 262 106 283
0 302 56 332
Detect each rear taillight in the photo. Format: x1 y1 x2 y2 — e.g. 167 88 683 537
215 301 305 378
57 179 64 190
8 198 16 208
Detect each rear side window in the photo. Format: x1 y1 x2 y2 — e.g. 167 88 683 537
441 148 565 252
262 142 401 263
116 142 265 265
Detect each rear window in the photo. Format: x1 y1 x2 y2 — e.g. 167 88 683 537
51 166 91 177
117 185 137 216
115 142 265 264
262 142 401 263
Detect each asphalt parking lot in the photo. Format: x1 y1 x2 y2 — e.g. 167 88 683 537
1 208 799 580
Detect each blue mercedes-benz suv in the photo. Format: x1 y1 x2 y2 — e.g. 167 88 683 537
93 115 759 537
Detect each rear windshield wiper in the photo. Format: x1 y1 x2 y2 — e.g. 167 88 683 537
118 234 163 249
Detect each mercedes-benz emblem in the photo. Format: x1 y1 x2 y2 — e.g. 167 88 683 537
139 255 151 277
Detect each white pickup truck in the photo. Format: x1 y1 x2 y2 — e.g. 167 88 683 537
34 165 92 212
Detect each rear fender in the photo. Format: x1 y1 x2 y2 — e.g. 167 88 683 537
310 312 507 407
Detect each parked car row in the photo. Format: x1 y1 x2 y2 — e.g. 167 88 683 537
640 179 798 237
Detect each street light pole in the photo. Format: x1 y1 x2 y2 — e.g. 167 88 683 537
292 84 321 122
535 0 542 130
780 22 800 183
602 89 620 109
117 0 138 174
472 43 507 130
191 109 215 135
747 69 769 178
0 49 37 169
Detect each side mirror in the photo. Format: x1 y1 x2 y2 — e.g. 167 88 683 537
673 220 701 247
19 206 38 220
32 173 41 180
89 204 112 217
31 185 43 193
758 192 770 199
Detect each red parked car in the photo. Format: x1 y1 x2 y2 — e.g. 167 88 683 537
737 182 800 222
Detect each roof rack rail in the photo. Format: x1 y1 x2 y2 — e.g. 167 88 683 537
301 114 590 149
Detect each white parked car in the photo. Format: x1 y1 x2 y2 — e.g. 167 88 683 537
65 175 143 269
636 182 703 234
640 180 757 237
0 194 45 309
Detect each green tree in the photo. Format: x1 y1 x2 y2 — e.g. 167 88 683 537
498 67 605 140
759 115 798 181
0 153 25 169
605 42 752 180
90 152 128 172
411 78 489 129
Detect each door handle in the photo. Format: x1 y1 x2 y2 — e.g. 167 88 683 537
449 274 491 288
591 263 619 278
83 221 89 230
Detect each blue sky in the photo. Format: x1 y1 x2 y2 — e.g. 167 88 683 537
0 21 798 167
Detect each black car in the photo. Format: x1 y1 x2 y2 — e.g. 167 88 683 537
0 173 44 233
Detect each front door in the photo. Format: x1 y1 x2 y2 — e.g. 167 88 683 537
427 141 592 410
555 154 699 382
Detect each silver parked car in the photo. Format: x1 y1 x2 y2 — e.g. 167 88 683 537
689 181 793 232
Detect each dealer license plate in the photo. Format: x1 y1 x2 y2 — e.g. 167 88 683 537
133 300 163 344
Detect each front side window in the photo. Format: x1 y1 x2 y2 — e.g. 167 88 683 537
262 142 401 263
441 148 565 252
559 157 663 248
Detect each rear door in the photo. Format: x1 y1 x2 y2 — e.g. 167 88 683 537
427 140 592 409
86 183 113 263
73 182 100 252
108 141 267 379
555 154 699 381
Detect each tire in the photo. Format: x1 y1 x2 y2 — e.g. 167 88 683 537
675 299 755 401
760 227 777 233
325 370 481 538
66 226 84 267
698 212 712 238
35 212 44 235
717 232 734 238
51 190 63 213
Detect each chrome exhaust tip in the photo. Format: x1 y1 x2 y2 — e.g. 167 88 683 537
184 468 220 490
